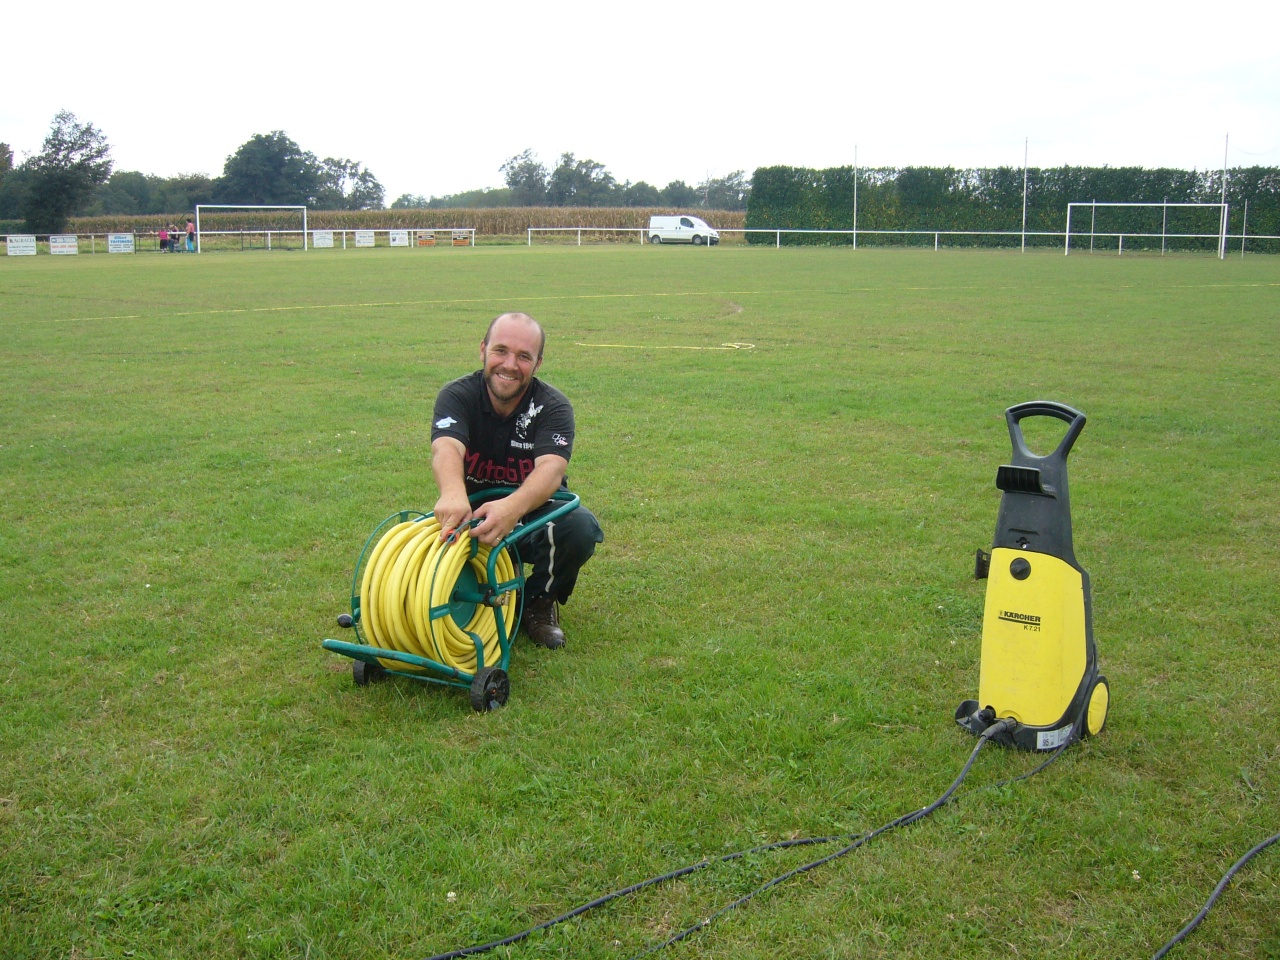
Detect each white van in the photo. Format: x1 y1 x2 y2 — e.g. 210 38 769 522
648 215 719 245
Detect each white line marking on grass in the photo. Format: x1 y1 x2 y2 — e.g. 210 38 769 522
32 275 1275 326
49 291 777 325
574 342 756 351
45 285 1032 325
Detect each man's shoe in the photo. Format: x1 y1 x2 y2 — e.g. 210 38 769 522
523 595 565 649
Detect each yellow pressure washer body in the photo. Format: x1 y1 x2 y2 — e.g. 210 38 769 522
955 401 1110 751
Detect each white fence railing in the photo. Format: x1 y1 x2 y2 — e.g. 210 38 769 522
2 228 477 255
7 225 1277 257
525 225 1279 254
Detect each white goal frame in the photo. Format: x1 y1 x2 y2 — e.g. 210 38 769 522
194 205 309 253
1065 201 1228 259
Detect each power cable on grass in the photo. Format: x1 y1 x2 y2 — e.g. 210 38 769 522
423 721 1023 960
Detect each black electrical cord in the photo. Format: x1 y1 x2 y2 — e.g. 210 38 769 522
422 720 1025 960
424 711 1275 960
420 832 850 960
1150 830 1280 960
624 720 1020 959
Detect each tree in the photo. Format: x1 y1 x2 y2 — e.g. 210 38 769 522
698 171 750 210
390 193 430 209
661 180 699 207
88 170 157 215
155 173 216 214
313 157 385 210
0 143 22 219
425 187 513 208
620 181 662 207
546 153 617 206
500 149 549 206
0 165 32 220
895 166 959 225
215 131 318 205
20 110 113 232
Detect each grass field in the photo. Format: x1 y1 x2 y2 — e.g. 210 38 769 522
1 244 1277 959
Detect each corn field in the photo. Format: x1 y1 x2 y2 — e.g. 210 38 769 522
68 208 746 238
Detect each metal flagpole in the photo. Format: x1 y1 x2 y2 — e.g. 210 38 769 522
1021 138 1028 253
1220 133 1229 260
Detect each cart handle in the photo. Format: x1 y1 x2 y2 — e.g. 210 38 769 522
480 487 581 584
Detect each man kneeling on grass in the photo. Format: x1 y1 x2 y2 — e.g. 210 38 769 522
430 312 604 649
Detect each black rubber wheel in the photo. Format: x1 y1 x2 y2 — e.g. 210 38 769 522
353 660 385 687
649 234 661 244
470 667 510 712
692 235 705 246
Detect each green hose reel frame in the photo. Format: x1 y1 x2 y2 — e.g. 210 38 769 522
321 487 581 710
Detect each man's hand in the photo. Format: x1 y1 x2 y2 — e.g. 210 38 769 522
471 497 524 545
431 437 473 540
433 491 473 541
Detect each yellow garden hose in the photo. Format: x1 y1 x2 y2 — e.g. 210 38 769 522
358 515 518 675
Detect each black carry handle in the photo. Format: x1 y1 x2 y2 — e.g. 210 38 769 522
1005 400 1087 465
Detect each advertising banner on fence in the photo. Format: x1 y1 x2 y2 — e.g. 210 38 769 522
313 230 334 248
6 235 37 256
389 230 409 247
50 235 79 255
354 230 375 248
108 233 135 254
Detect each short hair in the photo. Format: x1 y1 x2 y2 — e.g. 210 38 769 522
483 312 545 360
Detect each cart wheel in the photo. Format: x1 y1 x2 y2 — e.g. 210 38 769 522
353 660 385 687
1083 675 1110 737
470 667 510 712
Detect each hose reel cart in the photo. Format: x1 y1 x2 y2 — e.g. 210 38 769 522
322 488 580 711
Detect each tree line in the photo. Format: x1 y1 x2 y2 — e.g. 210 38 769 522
0 114 750 233
0 115 384 233
390 149 750 212
4 112 1278 246
746 164 1280 249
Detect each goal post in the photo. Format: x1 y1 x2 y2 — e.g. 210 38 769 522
1064 201 1228 258
194 205 309 253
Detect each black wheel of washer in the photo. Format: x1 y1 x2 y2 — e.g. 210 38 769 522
470 666 510 712
353 660 385 687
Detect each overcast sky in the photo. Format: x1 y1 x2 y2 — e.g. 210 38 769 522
5 0 1278 202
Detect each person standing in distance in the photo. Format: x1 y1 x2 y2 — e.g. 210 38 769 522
431 312 603 649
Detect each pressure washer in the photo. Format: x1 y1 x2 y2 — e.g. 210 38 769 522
955 400 1110 750
321 487 580 711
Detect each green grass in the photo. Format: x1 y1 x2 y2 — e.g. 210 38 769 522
1 245 1278 959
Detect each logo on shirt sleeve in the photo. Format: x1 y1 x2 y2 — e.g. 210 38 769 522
435 416 457 429
553 433 569 446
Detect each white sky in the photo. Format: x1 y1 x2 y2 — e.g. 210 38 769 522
4 0 1279 202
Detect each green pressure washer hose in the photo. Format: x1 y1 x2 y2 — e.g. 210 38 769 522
360 516 517 674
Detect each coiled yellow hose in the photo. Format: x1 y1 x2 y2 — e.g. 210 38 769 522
358 515 518 674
